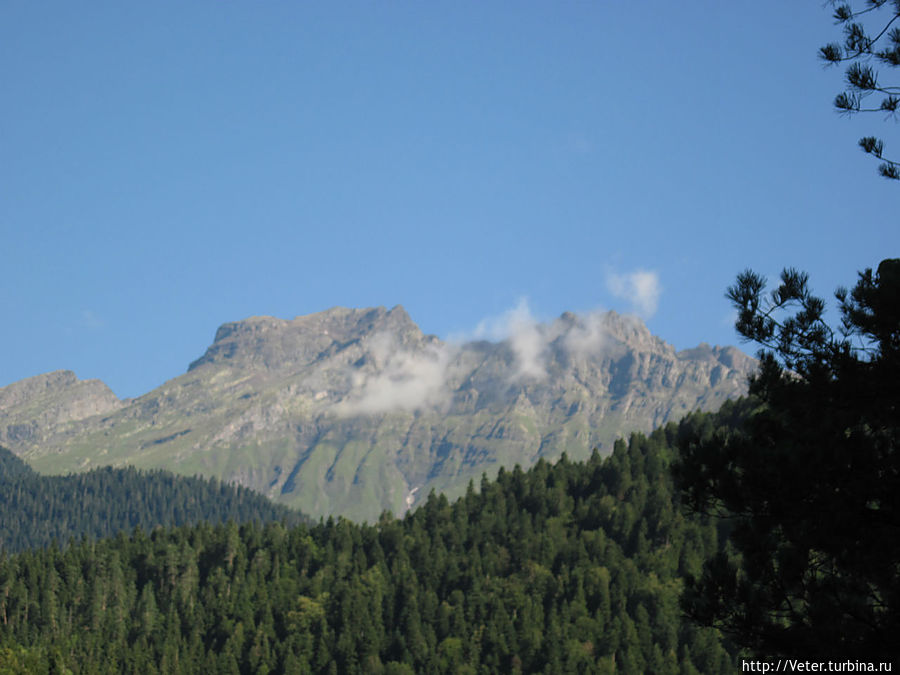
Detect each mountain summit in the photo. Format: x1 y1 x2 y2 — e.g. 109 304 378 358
187 306 420 372
0 307 755 521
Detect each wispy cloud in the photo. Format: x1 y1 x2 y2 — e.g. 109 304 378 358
80 309 105 330
333 332 454 416
562 311 615 358
332 298 649 416
474 298 549 380
606 269 661 318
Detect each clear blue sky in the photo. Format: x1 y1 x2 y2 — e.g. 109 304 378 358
2 2 896 399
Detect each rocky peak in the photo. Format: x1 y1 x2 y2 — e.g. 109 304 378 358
0 371 120 412
541 310 672 365
677 343 756 372
0 371 122 448
188 306 424 372
0 370 79 408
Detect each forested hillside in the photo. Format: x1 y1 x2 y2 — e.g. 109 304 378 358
0 446 304 553
0 404 744 674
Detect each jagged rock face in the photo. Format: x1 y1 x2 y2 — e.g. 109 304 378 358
186 307 421 372
0 306 756 521
0 371 123 446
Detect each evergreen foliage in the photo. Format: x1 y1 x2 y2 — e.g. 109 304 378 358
675 260 900 660
821 1 900 179
0 446 304 554
0 420 737 673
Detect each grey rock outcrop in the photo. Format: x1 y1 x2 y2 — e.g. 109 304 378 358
0 370 122 447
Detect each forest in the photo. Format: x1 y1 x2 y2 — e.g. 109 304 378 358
0 404 742 674
0 447 303 554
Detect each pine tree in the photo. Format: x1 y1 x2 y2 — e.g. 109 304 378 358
820 1 900 179
675 260 900 659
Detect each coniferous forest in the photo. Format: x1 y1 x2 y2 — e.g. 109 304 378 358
0 404 743 674
0 447 305 554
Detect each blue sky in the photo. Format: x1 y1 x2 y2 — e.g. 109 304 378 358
2 2 896 399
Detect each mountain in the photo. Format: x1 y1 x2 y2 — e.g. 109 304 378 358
0 306 755 521
0 445 304 553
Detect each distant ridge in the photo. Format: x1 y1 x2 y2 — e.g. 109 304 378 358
0 306 755 521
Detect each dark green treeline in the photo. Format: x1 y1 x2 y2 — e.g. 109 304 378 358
0 405 743 674
0 447 304 554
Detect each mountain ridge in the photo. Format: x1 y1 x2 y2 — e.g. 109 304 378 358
0 306 756 521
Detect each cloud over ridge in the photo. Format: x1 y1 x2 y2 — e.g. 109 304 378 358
332 295 660 416
606 269 661 318
333 332 455 416
473 298 548 380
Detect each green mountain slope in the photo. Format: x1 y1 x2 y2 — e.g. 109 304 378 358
0 306 755 521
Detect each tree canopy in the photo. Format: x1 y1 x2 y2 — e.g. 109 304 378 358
0 425 738 673
0 446 304 553
674 260 900 659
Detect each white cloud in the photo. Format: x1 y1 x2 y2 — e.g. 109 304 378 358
606 269 661 318
561 311 613 358
333 333 454 416
474 298 549 380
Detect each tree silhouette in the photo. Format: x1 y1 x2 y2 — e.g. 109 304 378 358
675 260 900 659
821 1 900 179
